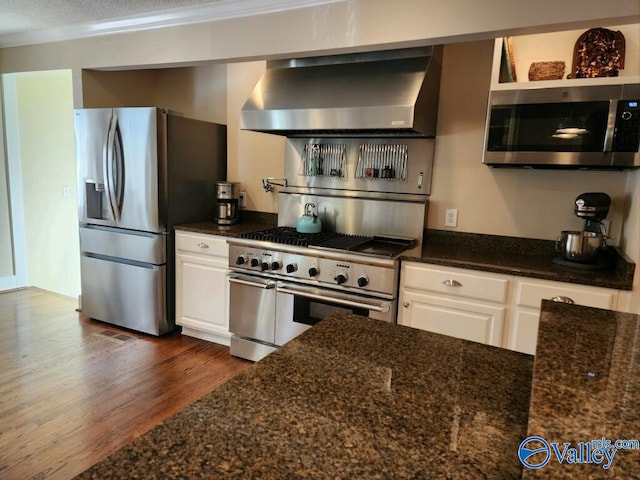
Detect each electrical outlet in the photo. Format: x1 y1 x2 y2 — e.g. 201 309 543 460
62 186 71 198
238 191 247 209
444 208 458 227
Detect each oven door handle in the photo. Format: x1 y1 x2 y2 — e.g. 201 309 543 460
277 284 391 313
228 274 276 289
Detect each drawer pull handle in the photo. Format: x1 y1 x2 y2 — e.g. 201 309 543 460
402 301 410 308
443 279 462 287
551 296 575 304
197 242 209 248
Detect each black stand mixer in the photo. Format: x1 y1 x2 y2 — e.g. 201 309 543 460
554 192 613 270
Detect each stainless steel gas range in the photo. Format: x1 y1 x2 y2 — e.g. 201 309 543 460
230 46 442 361
227 228 414 361
227 137 434 361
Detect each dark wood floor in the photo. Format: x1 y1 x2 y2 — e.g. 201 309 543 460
0 288 251 480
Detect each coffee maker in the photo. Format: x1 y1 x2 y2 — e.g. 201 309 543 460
215 181 241 225
554 192 612 269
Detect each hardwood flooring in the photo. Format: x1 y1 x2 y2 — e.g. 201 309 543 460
0 288 251 480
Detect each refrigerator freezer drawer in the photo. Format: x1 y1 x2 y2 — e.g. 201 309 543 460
80 225 166 265
80 254 169 335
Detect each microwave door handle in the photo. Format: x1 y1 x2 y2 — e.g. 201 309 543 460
277 285 390 313
104 114 120 221
603 100 618 153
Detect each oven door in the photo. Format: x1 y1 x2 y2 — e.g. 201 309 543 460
275 282 395 346
228 273 277 344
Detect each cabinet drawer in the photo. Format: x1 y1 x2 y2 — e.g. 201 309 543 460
514 279 617 310
402 262 509 303
175 231 228 258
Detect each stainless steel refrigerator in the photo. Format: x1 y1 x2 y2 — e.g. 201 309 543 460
75 107 226 335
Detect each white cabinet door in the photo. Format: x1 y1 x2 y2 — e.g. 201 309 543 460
504 278 619 355
175 232 230 345
399 290 505 347
504 308 540 355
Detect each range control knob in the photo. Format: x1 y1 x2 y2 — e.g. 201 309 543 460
261 262 270 271
308 266 319 277
235 255 247 265
250 258 260 268
357 276 369 287
335 273 348 285
271 261 281 271
286 263 298 273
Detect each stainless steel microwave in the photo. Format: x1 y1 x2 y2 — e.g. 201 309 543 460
483 84 640 169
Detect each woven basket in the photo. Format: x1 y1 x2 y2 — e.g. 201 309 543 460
528 61 565 81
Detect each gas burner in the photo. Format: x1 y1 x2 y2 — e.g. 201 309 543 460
240 227 311 246
239 227 371 249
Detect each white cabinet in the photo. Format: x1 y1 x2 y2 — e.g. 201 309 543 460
398 261 620 355
398 263 509 347
507 278 619 355
175 231 230 345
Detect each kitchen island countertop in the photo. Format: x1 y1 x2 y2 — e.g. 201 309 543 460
523 300 640 478
76 314 534 479
76 301 640 479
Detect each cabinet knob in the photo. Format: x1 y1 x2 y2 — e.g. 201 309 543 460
197 242 209 248
402 301 410 308
443 279 462 287
551 296 575 304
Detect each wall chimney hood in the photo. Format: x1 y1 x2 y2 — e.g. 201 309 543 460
240 46 442 137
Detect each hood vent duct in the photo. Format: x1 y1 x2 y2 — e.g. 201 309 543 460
240 46 442 137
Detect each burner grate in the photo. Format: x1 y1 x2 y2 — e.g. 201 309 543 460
238 227 416 258
240 227 371 249
307 234 370 250
240 227 310 246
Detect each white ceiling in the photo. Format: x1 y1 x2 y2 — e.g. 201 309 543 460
0 0 343 48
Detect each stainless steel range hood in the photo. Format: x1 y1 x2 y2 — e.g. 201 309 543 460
240 46 442 137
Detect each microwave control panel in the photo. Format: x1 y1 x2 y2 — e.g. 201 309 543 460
613 100 640 152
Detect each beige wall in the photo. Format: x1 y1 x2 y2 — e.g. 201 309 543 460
429 41 629 241
1 0 638 75
14 70 79 297
80 64 227 123
0 117 12 277
618 170 640 313
226 61 283 213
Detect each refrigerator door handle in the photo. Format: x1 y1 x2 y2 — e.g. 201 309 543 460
104 113 121 221
113 116 125 219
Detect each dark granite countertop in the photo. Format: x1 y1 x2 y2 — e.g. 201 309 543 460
76 314 534 479
523 300 640 478
174 211 277 238
76 302 640 478
174 221 635 291
405 230 635 291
